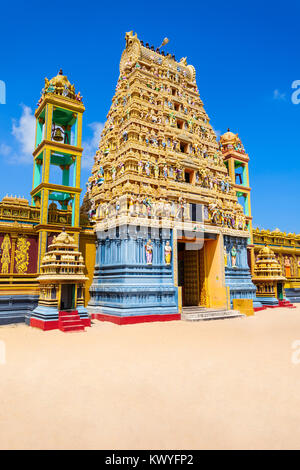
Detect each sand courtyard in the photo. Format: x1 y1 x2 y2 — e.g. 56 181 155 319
1 306 300 450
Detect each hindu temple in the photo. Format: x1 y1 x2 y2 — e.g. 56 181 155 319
0 32 298 328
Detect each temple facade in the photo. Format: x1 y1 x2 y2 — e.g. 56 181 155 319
0 32 298 328
253 228 300 303
85 31 257 323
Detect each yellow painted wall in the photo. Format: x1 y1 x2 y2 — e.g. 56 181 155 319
204 236 229 309
79 231 96 305
233 298 254 316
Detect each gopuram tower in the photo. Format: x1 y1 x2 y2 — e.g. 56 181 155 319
86 32 256 324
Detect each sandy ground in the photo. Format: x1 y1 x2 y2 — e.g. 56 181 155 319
1 307 300 450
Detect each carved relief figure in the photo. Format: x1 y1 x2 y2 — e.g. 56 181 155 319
1 234 11 274
231 245 237 268
145 239 153 265
224 246 228 267
164 241 172 265
15 236 30 274
284 256 291 277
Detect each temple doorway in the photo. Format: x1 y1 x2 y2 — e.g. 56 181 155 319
277 282 284 300
60 284 75 311
177 242 205 306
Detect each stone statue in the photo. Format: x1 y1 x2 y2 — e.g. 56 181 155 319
164 241 172 265
145 239 153 265
231 245 237 268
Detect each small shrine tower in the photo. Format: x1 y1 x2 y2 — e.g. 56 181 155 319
219 130 254 273
219 130 252 234
31 70 85 270
252 245 286 306
28 229 91 331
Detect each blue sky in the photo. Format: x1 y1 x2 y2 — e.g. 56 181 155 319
0 0 299 232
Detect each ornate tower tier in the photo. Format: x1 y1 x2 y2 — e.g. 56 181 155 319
86 32 257 323
28 229 90 330
252 245 286 306
32 69 85 271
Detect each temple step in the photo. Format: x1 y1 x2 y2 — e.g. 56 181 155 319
58 310 86 332
278 300 296 309
181 307 244 321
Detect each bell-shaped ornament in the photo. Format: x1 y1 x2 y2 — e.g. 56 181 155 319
53 127 64 142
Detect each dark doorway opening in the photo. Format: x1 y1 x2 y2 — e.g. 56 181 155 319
60 284 74 311
277 282 284 300
177 242 203 306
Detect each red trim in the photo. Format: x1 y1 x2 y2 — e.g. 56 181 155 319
91 313 181 325
30 318 59 330
254 306 267 312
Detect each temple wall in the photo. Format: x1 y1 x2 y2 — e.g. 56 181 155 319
205 236 229 309
253 229 300 303
224 235 257 306
87 224 178 321
0 229 39 324
79 229 96 305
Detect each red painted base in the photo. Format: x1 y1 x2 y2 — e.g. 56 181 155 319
30 313 91 332
254 306 267 312
30 318 59 331
254 300 296 312
91 313 181 325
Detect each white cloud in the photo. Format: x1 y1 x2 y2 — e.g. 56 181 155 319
0 104 35 165
0 106 103 169
81 122 104 169
273 89 286 101
0 143 12 157
213 128 222 139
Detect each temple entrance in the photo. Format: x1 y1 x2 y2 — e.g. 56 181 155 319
178 242 205 306
277 282 284 300
60 284 74 311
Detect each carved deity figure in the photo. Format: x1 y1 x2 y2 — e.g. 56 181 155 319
284 256 291 277
15 236 30 274
224 247 228 267
163 165 168 179
138 161 143 174
1 234 11 274
231 245 237 268
164 241 172 265
145 239 153 265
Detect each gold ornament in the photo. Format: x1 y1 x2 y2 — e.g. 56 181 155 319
15 236 30 274
1 234 11 274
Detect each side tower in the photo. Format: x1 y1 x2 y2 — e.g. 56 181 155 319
219 130 252 233
219 130 254 266
86 32 257 324
31 70 85 270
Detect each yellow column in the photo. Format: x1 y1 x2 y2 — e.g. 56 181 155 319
75 155 82 188
41 188 49 224
204 235 228 309
76 113 83 147
245 163 250 187
45 104 53 141
43 148 51 183
37 230 48 272
9 234 17 275
228 158 235 183
73 194 81 227
173 229 178 286
74 283 78 309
